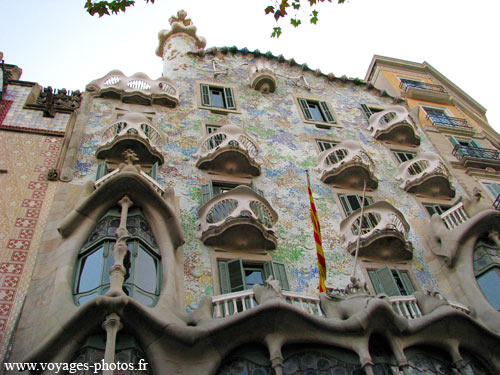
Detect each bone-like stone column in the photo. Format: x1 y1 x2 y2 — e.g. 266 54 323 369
106 195 133 297
102 313 122 375
488 230 500 248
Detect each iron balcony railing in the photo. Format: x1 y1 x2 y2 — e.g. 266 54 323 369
452 145 500 162
400 80 447 94
494 194 500 211
426 114 472 130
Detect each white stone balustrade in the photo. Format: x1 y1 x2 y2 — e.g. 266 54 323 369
315 140 377 189
397 152 454 197
440 202 470 230
194 124 261 176
86 70 179 107
196 185 278 250
368 105 420 146
340 201 413 260
211 291 469 320
96 113 164 165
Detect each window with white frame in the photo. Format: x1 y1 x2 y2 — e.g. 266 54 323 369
316 139 337 152
338 193 373 217
392 151 416 164
368 265 415 296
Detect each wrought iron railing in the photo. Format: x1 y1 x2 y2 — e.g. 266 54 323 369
452 145 500 162
493 194 500 211
400 80 447 94
426 114 472 129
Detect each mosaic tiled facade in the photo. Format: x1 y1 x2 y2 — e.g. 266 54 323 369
3 11 500 375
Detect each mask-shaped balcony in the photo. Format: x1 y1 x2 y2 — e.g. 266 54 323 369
315 140 378 190
86 70 179 107
248 60 278 93
368 105 420 146
196 185 278 251
340 201 413 261
96 113 164 165
194 125 261 177
397 152 455 198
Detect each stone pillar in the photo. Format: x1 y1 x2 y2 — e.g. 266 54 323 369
107 195 133 297
102 313 122 375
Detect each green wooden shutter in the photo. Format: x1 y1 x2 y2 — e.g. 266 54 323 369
200 84 212 107
469 139 481 148
449 136 459 147
374 266 401 296
148 161 158 181
298 98 313 121
227 258 245 292
263 261 290 290
319 101 336 124
95 161 108 180
218 261 231 294
360 104 373 120
339 194 353 216
200 180 213 206
397 269 415 296
223 87 236 110
485 183 500 199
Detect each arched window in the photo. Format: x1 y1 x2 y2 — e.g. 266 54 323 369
216 343 271 375
473 239 500 310
70 333 151 374
74 208 161 306
405 346 456 375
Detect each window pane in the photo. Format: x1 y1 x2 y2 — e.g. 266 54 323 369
78 247 104 293
245 268 264 289
477 269 500 310
309 103 324 122
134 246 158 293
78 292 99 305
211 89 224 108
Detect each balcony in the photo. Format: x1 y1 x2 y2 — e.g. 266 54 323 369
194 125 261 176
210 289 469 320
196 185 278 251
96 113 164 165
95 168 165 196
368 105 420 146
426 113 474 134
248 60 278 93
397 152 455 198
429 199 500 265
400 80 451 104
86 70 179 107
315 140 378 190
340 201 413 261
452 145 500 171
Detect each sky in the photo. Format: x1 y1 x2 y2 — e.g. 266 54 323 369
1 0 500 133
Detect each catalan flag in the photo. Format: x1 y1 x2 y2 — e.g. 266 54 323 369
306 170 327 293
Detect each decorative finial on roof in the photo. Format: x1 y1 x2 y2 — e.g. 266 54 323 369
156 10 207 58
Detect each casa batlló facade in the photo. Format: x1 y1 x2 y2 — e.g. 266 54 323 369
1 11 500 375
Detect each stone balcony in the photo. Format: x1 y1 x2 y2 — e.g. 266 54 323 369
340 201 413 261
86 70 179 107
96 113 164 165
248 60 278 93
196 185 278 250
397 152 455 198
315 140 378 190
194 124 261 176
368 105 420 146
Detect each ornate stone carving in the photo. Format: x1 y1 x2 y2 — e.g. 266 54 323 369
156 10 207 58
34 86 82 117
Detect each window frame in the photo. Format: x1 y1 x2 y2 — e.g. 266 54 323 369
315 139 338 153
197 81 240 114
73 208 161 307
200 177 261 206
366 265 416 297
392 150 417 164
482 181 500 200
294 95 339 128
337 192 374 218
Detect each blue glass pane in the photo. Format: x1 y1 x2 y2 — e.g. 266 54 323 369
133 291 154 306
78 247 104 293
135 246 157 293
477 269 500 310
104 251 114 285
211 90 224 108
309 105 324 122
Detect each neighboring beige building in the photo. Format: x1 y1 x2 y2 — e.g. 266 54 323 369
1 11 500 375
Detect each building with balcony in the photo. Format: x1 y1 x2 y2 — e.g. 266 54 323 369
1 11 500 375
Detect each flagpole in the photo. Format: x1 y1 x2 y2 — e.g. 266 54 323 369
351 179 367 281
305 169 327 293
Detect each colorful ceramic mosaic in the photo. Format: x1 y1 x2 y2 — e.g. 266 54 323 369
71 48 466 311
